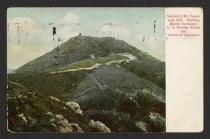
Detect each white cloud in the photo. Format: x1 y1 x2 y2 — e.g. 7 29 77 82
113 26 131 40
62 12 79 23
9 17 34 25
136 34 165 61
58 26 79 41
57 12 81 41
8 17 46 36
7 44 44 69
7 17 58 69
98 24 131 40
97 23 164 61
7 13 81 69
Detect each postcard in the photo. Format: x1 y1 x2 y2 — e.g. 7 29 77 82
7 7 203 133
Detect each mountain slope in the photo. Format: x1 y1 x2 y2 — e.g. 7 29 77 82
7 68 13 74
71 65 165 132
8 35 165 132
7 80 111 132
14 36 163 73
13 35 165 88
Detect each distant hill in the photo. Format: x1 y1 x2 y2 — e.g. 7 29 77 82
8 35 165 132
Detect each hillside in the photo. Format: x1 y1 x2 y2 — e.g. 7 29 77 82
7 68 13 74
8 80 111 132
8 35 165 132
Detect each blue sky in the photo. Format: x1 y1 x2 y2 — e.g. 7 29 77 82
7 8 165 69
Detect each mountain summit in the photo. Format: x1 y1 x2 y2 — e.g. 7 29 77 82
8 35 165 132
14 35 163 74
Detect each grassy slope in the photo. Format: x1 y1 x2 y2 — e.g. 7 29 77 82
14 36 161 74
48 55 129 72
8 70 90 101
8 36 165 132
7 80 90 132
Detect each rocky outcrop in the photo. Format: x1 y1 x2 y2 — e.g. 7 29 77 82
89 120 111 133
148 112 165 132
66 102 83 115
7 80 110 132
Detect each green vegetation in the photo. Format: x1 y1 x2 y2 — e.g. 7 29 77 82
49 55 129 72
8 71 90 101
113 92 165 132
8 36 165 132
119 60 165 89
7 80 110 132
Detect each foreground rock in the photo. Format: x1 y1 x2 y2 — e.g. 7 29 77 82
89 120 111 133
7 80 110 132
